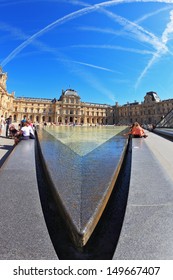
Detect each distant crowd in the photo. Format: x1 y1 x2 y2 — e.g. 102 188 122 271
0 115 35 145
1 115 149 145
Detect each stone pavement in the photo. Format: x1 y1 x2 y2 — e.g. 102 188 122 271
1 126 173 259
113 131 173 260
0 133 57 259
0 130 14 168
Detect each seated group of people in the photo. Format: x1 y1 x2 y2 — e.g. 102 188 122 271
125 122 148 138
9 120 35 145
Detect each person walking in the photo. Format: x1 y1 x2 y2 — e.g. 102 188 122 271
5 115 12 137
0 115 5 136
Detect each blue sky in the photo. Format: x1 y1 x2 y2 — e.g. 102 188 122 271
1 0 173 105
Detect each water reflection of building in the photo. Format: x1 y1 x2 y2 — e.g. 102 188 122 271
1 68 173 125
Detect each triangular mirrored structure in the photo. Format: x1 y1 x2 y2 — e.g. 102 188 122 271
37 126 128 246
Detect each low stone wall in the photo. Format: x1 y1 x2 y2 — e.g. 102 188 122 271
113 133 173 259
0 139 57 259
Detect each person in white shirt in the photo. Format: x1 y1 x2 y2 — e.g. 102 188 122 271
26 120 35 138
0 115 5 136
14 121 35 145
20 122 35 140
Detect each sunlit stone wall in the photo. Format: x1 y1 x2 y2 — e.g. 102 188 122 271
1 67 173 125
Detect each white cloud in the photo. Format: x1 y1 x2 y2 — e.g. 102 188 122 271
69 60 117 73
135 9 173 88
135 52 160 88
99 8 168 52
162 9 173 44
1 0 173 101
71 44 155 55
1 0 173 67
136 5 173 23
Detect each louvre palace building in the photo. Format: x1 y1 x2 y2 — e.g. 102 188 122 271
1 67 173 126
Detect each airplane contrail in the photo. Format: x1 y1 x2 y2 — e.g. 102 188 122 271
71 44 155 54
1 0 173 67
135 8 173 88
69 59 119 72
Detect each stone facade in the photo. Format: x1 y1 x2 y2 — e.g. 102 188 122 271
1 68 173 126
0 69 113 125
113 91 173 125
11 90 113 125
0 67 15 118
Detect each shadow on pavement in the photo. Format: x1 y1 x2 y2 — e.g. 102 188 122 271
0 138 14 168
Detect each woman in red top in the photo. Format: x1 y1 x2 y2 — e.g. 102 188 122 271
131 122 148 138
125 122 148 138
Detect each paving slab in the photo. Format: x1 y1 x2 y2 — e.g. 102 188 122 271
0 135 14 167
113 132 173 259
0 139 58 259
